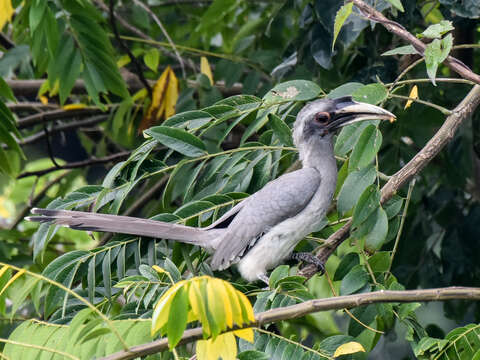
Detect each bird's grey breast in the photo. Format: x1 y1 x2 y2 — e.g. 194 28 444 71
209 167 322 270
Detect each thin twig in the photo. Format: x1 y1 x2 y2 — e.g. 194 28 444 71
108 0 153 97
100 287 480 360
389 94 452 115
17 108 104 129
10 171 72 229
17 151 131 179
4 116 108 149
43 123 61 168
132 0 186 77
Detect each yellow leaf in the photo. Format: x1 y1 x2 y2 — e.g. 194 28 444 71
404 85 418 109
233 328 254 343
151 280 185 335
117 55 131 68
138 66 178 132
152 265 174 284
0 268 24 297
189 279 211 336
206 279 226 336
333 341 366 357
0 0 14 29
62 103 87 110
216 279 234 328
223 281 245 327
39 95 49 106
236 290 255 322
200 56 214 85
196 332 237 360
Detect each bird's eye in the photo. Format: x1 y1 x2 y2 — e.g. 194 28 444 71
314 112 330 124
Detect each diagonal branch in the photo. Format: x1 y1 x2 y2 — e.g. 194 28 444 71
352 0 480 84
100 286 480 360
298 1 480 278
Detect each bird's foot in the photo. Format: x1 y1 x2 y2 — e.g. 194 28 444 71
257 273 270 286
290 252 325 275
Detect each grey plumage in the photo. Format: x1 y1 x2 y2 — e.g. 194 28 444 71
28 97 395 282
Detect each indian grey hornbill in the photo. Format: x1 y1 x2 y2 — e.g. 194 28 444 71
27 96 395 283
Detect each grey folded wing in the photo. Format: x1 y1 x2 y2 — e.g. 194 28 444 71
209 167 321 270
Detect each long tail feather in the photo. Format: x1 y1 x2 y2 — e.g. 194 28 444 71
27 208 216 246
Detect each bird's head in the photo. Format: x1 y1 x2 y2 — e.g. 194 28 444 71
293 96 395 146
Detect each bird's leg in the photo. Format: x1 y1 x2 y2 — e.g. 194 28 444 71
257 273 270 286
290 252 325 275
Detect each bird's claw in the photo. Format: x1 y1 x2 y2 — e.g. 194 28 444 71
290 252 325 275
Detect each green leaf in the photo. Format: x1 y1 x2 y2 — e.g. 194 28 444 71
144 48 160 72
384 195 403 219
145 126 207 157
332 2 353 50
340 265 369 295
269 265 290 288
167 286 188 348
269 113 293 146
337 166 377 214
163 110 213 129
29 0 47 32
334 253 360 281
349 125 382 171
386 0 404 12
102 249 112 298
327 82 364 99
368 252 391 272
420 20 454 39
361 207 389 251
382 45 416 56
352 83 388 105
352 185 381 228
238 350 270 360
264 80 322 103
425 34 453 85
334 121 372 157
0 77 15 101
59 48 82 105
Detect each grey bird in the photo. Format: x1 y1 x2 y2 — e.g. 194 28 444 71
27 97 395 283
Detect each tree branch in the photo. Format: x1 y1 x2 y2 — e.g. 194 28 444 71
352 0 480 84
7 116 109 148
100 286 480 360
298 1 480 278
17 108 105 129
16 151 131 179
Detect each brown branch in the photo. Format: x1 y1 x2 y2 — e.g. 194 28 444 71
17 108 105 129
16 151 131 179
352 0 480 84
297 1 480 278
100 286 480 360
299 84 480 278
7 115 109 148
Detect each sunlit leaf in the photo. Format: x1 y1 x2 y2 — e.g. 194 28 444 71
200 56 214 85
404 85 418 109
332 2 353 50
333 341 366 356
0 0 14 29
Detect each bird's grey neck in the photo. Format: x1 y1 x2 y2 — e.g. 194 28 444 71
297 135 337 174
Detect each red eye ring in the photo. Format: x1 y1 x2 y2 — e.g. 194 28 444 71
315 112 330 124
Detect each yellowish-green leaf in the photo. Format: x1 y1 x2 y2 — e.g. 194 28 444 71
216 279 234 328
151 281 185 335
189 279 211 336
196 332 237 360
62 103 87 110
0 0 14 29
200 56 214 85
167 286 188 348
207 279 226 337
152 265 174 284
116 54 131 68
404 85 418 109
332 2 353 51
0 268 24 297
333 341 366 357
223 281 244 327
